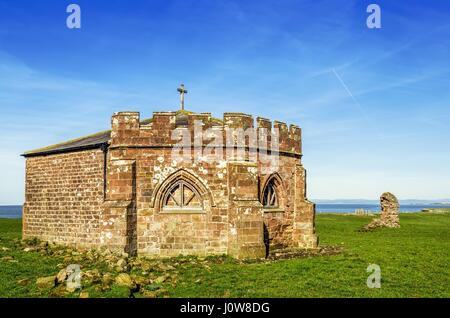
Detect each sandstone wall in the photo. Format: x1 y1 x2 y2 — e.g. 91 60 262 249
23 149 105 247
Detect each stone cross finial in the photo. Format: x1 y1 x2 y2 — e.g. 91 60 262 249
177 84 188 111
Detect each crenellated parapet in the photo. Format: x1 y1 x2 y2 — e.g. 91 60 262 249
110 110 302 155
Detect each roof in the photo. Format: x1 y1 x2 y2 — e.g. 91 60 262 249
22 130 111 157
22 115 159 157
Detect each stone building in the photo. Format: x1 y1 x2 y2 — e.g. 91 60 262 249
22 109 318 258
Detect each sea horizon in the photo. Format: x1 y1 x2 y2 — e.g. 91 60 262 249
1 203 450 219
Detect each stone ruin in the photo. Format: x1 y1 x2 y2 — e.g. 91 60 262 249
363 192 400 231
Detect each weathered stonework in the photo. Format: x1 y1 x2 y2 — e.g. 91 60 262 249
22 110 318 258
363 192 400 230
380 192 400 225
23 150 105 248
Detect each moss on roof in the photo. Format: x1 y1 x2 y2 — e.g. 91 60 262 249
175 109 223 124
210 117 223 125
175 109 196 115
140 117 153 125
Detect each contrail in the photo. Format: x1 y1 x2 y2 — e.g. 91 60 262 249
332 68 372 124
332 68 382 139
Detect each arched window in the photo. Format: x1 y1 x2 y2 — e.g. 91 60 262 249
262 179 279 208
260 173 285 212
161 180 203 212
152 168 215 213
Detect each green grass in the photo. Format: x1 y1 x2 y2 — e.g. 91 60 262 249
0 212 449 298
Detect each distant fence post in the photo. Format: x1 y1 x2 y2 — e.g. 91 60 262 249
355 209 370 215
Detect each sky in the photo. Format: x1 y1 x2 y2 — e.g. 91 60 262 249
0 0 449 204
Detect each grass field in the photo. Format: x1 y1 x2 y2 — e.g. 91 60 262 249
0 212 448 298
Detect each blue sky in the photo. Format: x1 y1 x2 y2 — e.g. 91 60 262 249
0 0 449 204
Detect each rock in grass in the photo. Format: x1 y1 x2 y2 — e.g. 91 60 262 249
48 285 68 298
154 275 168 284
141 262 152 272
56 268 69 284
36 276 56 289
79 291 89 298
83 269 101 285
115 273 135 289
102 273 114 286
116 258 128 272
156 288 169 297
17 278 31 286
100 248 112 257
131 275 150 286
99 284 111 292
66 285 80 293
117 258 127 267
142 290 158 298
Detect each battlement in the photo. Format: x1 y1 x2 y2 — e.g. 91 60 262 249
110 110 302 155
